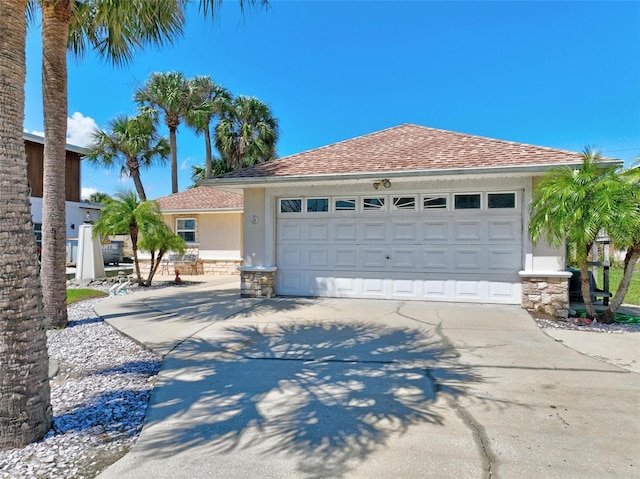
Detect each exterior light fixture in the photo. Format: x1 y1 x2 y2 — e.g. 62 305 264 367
373 179 391 189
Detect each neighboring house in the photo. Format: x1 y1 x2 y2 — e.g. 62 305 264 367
153 186 243 274
24 133 102 259
203 123 620 318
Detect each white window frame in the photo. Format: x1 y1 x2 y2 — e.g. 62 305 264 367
306 197 330 213
333 197 357 213
486 191 518 210
176 218 197 243
362 196 387 211
453 193 482 210
279 198 303 214
391 195 417 211
421 194 449 211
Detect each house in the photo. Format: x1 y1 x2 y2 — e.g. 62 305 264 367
202 124 620 318
153 186 243 275
24 133 101 256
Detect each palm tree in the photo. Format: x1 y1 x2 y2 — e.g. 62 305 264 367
601 164 640 322
87 191 112 204
39 0 186 329
93 191 165 286
85 113 170 202
0 0 52 450
185 76 231 179
37 0 268 328
138 221 186 286
134 71 191 194
190 158 233 187
529 148 629 319
215 95 279 171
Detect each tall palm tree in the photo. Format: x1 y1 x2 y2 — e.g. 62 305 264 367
0 0 52 450
39 0 186 329
85 113 170 202
87 191 112 204
529 148 628 319
37 0 268 328
185 76 231 179
134 71 191 194
215 95 279 171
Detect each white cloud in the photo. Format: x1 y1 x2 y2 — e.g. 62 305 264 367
30 129 44 137
81 187 98 200
66 112 98 147
180 157 196 171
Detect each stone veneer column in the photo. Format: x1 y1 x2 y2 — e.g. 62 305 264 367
519 272 571 319
239 266 277 298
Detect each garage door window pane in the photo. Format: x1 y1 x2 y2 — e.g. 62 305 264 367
335 198 356 211
454 194 481 209
280 199 302 213
363 197 385 210
488 193 516 209
177 219 196 242
307 198 329 212
393 196 416 210
423 196 447 209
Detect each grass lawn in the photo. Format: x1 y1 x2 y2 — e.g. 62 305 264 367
597 264 640 306
67 288 108 304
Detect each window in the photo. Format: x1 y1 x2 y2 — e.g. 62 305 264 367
392 196 416 210
306 198 329 212
363 197 385 210
423 196 447 209
334 198 356 211
488 193 516 209
34 223 42 249
280 198 302 213
176 218 196 242
454 194 481 210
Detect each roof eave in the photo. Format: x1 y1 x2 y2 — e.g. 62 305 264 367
199 160 622 189
22 132 89 156
159 207 243 214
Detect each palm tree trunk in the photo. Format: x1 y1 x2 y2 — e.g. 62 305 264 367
0 0 52 450
602 243 640 323
130 227 144 286
204 127 213 178
579 260 596 318
169 126 178 193
127 159 147 201
41 0 71 329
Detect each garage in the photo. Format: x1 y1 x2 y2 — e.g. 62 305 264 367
276 190 523 303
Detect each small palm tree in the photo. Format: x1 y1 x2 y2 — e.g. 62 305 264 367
85 113 169 202
135 71 191 194
529 148 629 319
185 76 231 179
93 191 163 286
215 95 279 171
601 163 640 321
190 158 233 187
139 220 186 285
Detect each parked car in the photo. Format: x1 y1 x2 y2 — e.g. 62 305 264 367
101 241 124 265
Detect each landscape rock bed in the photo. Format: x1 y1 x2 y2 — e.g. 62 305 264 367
0 296 161 479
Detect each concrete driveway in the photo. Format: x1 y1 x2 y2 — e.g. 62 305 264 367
96 277 639 479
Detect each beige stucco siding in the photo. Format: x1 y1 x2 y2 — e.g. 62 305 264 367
242 188 267 267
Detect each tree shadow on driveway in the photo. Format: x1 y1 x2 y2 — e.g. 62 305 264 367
137 321 482 478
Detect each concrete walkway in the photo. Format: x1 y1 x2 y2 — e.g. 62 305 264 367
96 277 639 479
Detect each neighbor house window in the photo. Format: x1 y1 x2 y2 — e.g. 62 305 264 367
363 197 385 210
488 193 516 209
454 194 481 209
334 198 356 211
392 196 416 210
34 223 42 249
307 198 329 212
423 195 447 209
280 198 302 213
176 218 196 242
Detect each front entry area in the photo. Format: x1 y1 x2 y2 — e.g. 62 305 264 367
275 191 523 303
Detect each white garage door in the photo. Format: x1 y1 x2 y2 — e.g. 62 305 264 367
276 192 522 303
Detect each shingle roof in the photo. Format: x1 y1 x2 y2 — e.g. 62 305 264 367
218 124 598 179
155 187 242 212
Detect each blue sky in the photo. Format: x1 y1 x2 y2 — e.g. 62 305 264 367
23 1 640 200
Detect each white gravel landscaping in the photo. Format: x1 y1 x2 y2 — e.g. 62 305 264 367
0 293 162 479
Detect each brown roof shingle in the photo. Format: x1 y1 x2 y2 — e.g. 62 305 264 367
219 124 598 179
155 187 242 212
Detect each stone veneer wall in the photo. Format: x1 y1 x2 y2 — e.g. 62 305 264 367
138 259 242 276
240 270 276 298
521 276 570 319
